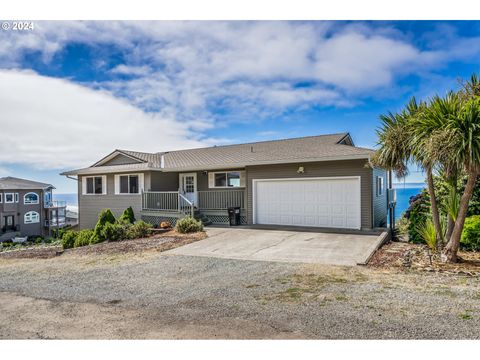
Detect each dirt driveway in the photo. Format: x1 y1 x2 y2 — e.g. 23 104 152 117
167 227 384 265
1 246 480 339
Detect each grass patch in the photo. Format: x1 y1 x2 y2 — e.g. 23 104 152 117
459 312 473 320
264 271 366 303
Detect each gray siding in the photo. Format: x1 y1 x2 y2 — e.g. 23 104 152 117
150 171 179 191
246 159 374 229
78 174 142 229
102 154 142 166
0 189 46 237
372 167 388 227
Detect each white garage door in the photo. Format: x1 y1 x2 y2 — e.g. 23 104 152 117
254 177 361 229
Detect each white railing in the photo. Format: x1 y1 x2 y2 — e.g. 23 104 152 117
44 200 67 208
178 193 194 217
197 189 245 210
142 191 179 212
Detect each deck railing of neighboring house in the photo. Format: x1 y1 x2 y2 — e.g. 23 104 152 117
197 189 245 210
44 200 67 208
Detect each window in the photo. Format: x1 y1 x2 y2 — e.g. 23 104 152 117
15 193 19 203
24 192 39 204
0 193 2 203
376 176 384 197
4 193 14 203
83 176 105 195
115 174 143 194
24 211 40 224
209 171 244 188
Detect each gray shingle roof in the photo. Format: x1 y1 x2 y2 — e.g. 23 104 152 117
0 177 54 190
61 163 158 176
62 133 375 175
162 133 374 170
116 150 163 165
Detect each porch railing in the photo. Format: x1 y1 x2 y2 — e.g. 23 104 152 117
197 189 245 210
178 193 194 217
142 191 179 212
44 200 67 209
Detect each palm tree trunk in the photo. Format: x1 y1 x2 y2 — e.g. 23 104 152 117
426 166 442 249
443 171 478 263
445 214 454 245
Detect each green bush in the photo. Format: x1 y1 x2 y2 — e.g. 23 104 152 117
405 190 431 244
175 216 203 234
126 220 152 239
119 206 136 224
94 209 116 241
101 222 127 241
62 230 78 249
461 215 480 251
74 229 95 248
416 219 437 250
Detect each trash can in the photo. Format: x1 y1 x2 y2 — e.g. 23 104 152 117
227 207 241 226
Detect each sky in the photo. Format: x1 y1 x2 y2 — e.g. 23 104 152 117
1 20 480 193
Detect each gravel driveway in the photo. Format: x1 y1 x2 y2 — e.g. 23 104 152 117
1 250 480 339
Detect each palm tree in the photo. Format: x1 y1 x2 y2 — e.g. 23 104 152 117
411 92 463 249
442 97 480 262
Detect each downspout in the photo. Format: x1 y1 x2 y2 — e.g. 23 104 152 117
388 170 395 237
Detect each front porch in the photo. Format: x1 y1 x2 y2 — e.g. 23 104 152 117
141 189 246 226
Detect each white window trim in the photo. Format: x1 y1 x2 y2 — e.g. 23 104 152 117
82 175 107 195
114 173 144 195
4 192 14 203
24 192 39 205
24 211 40 224
15 193 19 203
208 170 246 189
376 176 384 197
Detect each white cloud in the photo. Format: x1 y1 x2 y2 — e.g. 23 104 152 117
110 64 152 76
0 69 208 169
0 21 449 120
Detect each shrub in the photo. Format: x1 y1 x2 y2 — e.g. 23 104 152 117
404 190 431 244
94 209 116 241
416 219 437 250
119 207 136 224
62 230 78 249
126 220 152 239
461 215 480 251
175 216 203 234
74 229 95 248
101 222 127 241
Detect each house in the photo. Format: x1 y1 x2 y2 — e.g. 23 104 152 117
61 133 390 231
0 177 67 241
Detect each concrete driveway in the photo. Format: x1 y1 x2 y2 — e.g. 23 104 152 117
166 227 386 266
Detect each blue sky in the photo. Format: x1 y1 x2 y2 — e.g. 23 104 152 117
1 20 480 193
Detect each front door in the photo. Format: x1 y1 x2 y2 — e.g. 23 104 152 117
3 215 15 232
179 173 197 205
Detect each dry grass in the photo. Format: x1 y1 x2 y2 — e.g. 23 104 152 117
0 230 207 260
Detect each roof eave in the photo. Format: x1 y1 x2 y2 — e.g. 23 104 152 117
162 154 372 172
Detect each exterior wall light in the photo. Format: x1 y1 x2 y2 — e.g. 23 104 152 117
297 166 305 174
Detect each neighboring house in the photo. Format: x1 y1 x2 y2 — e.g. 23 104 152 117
62 133 391 231
0 177 67 240
65 209 79 227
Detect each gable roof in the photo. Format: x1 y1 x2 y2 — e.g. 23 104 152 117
0 177 54 190
91 149 162 167
61 132 375 175
162 133 374 170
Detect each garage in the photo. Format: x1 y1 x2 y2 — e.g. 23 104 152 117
253 177 361 229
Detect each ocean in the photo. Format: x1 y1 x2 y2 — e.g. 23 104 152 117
393 183 425 220
53 193 78 211
54 184 425 220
